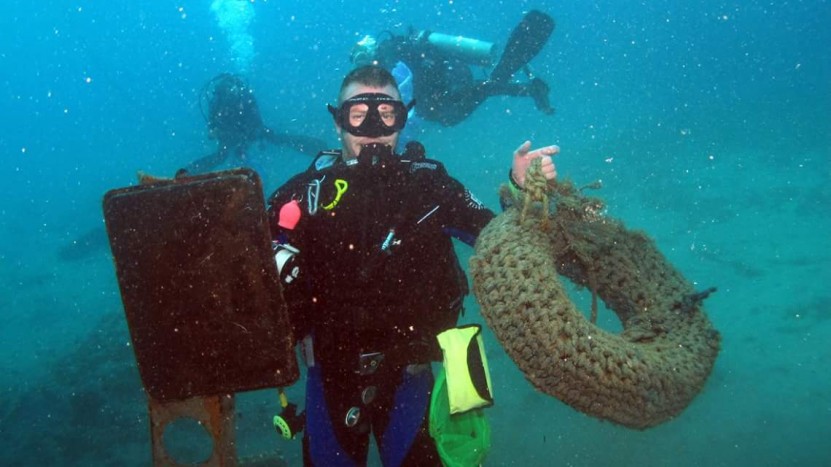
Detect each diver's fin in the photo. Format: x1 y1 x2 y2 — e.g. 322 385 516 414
491 10 555 83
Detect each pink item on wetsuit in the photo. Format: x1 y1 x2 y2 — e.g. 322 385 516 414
278 200 302 230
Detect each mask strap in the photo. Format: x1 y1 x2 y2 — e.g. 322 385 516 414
327 104 339 122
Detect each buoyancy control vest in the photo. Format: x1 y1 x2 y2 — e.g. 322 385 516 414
267 145 493 369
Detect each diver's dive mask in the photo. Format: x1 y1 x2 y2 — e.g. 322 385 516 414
328 93 415 137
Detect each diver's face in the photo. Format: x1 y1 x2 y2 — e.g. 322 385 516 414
337 82 401 161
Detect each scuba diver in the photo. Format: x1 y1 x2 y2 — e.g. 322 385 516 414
351 10 556 127
267 65 557 465
183 73 326 174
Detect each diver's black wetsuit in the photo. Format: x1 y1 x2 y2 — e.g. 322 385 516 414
373 10 555 127
375 36 483 126
267 148 493 465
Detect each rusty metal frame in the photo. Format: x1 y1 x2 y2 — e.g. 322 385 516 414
103 170 300 466
149 394 237 466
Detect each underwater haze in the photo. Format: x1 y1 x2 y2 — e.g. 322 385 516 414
1 0 829 465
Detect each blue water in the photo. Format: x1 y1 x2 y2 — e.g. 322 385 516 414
2 1 829 465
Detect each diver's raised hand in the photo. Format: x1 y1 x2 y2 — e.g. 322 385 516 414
510 141 558 188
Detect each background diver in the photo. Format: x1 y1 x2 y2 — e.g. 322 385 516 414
182 73 326 175
351 10 556 127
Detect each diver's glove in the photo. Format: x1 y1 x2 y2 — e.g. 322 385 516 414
273 402 305 440
273 388 305 440
358 143 396 165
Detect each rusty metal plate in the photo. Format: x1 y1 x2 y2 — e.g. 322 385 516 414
103 169 298 401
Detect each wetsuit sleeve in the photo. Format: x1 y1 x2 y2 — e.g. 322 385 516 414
442 177 494 246
416 160 495 246
262 128 327 156
184 149 228 175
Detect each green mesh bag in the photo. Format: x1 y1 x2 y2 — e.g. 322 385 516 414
429 368 491 466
